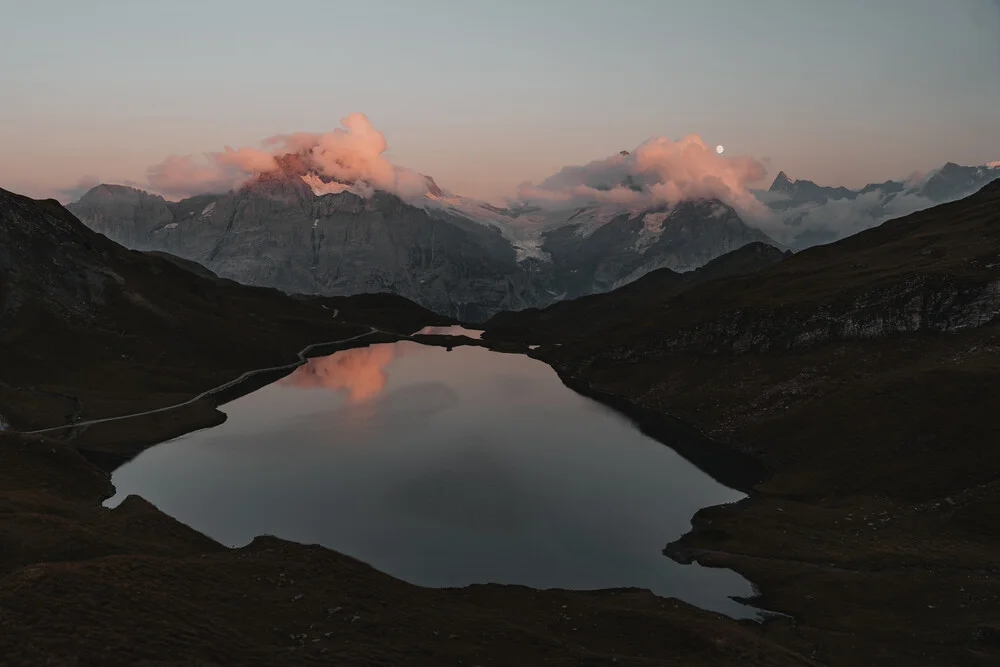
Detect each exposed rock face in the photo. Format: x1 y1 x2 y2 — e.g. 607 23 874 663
768 170 794 194
69 175 776 320
541 200 775 297
920 162 1000 202
62 184 175 251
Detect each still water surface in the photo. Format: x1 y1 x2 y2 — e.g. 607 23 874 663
108 341 754 616
416 325 484 339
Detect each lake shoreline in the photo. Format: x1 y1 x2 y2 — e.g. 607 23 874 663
13 317 994 665
516 336 1000 666
0 324 814 666
551 370 769 494
106 337 758 617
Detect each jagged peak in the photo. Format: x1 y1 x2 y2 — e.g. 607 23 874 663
769 171 794 191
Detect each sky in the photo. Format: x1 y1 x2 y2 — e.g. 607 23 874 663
1 0 998 203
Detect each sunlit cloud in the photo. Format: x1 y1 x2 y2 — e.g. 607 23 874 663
513 135 769 217
145 113 433 200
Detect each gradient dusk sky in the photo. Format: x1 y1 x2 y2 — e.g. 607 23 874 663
2 0 998 203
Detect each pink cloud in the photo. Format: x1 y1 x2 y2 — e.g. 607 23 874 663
146 155 242 197
145 113 433 199
213 146 279 173
516 134 769 215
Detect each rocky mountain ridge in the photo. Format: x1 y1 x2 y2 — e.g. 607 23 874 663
765 162 1000 208
68 167 776 320
758 161 1000 249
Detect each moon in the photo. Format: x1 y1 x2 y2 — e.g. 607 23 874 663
715 145 725 154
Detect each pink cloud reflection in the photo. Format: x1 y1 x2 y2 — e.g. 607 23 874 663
280 344 398 403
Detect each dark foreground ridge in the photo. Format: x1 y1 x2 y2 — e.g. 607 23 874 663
0 189 814 666
487 180 1000 665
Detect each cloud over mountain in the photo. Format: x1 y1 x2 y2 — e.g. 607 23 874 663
73 112 1000 256
145 113 429 199
514 135 769 215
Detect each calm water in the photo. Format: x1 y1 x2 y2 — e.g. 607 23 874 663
107 341 755 616
416 325 484 339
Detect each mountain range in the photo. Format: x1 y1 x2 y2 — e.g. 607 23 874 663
760 161 1000 247
66 153 774 320
65 155 998 320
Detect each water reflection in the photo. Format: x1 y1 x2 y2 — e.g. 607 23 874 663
108 342 755 617
416 325 484 339
280 344 399 402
